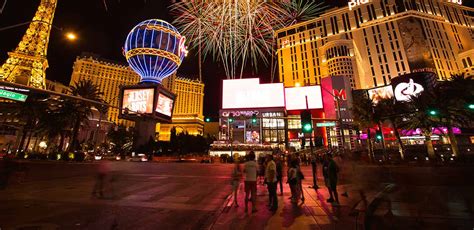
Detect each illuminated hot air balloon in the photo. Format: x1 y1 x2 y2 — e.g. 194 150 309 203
124 19 188 84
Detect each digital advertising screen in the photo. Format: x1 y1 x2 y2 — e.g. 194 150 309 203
391 72 436 102
367 85 394 103
222 78 285 109
285 86 323 111
156 93 174 117
246 131 260 144
121 88 155 114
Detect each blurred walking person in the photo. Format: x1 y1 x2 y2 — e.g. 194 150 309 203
287 159 300 203
265 155 278 212
275 155 284 196
92 159 110 198
231 160 242 207
244 151 258 213
310 154 319 189
297 160 305 203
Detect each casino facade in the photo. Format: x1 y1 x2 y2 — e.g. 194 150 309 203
275 0 474 89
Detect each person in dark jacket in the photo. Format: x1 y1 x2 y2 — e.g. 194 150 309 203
323 153 339 205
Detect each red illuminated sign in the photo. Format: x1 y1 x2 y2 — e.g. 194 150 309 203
333 89 347 101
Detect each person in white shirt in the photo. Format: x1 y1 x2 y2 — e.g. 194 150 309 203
243 151 258 213
265 154 278 212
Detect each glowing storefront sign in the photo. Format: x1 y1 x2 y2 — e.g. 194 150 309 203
368 86 394 103
348 0 370 11
122 88 154 114
222 78 285 109
221 110 259 117
156 93 174 117
394 78 424 102
285 86 323 110
333 89 347 101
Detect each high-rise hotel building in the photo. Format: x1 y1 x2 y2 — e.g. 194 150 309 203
159 76 205 141
69 54 204 140
275 0 474 89
70 54 139 127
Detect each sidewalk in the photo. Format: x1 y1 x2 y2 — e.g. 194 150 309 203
211 163 474 230
211 177 362 230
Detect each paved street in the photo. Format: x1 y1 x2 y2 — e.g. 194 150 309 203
0 161 233 229
1 161 474 229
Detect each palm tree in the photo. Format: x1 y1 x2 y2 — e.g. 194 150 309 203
13 93 49 153
38 100 77 152
68 79 104 151
351 92 377 161
438 74 474 157
403 91 440 159
374 98 408 159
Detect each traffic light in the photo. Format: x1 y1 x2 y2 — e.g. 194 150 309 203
228 113 235 123
300 110 313 133
251 113 257 124
375 130 383 142
205 117 211 122
468 103 474 110
428 109 439 116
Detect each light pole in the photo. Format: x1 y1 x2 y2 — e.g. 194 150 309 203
320 85 346 151
0 20 77 41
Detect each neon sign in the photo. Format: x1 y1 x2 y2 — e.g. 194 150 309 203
333 89 347 101
348 0 370 11
394 79 424 102
179 36 189 57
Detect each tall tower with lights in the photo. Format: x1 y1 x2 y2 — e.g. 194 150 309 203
0 0 57 89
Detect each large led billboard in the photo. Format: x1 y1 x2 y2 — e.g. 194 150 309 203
391 71 436 102
367 85 394 103
121 88 155 114
222 78 285 109
119 84 176 123
285 86 323 110
156 93 174 117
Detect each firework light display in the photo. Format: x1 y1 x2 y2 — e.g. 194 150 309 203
171 0 325 79
124 19 188 84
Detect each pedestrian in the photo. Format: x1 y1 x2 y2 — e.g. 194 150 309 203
324 153 340 205
92 159 110 198
275 155 284 196
310 154 319 189
265 155 278 212
243 151 258 213
287 159 300 203
258 156 265 185
296 160 305 203
231 160 242 207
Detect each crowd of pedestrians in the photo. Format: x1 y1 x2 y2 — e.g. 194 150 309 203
230 149 341 215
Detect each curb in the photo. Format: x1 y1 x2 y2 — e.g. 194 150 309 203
205 185 236 230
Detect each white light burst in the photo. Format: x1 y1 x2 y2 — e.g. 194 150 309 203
171 0 325 79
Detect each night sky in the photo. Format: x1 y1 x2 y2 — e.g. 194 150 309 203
0 0 348 116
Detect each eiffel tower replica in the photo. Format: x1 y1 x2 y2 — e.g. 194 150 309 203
0 0 58 89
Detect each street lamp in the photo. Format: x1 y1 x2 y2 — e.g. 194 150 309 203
65 32 78 41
